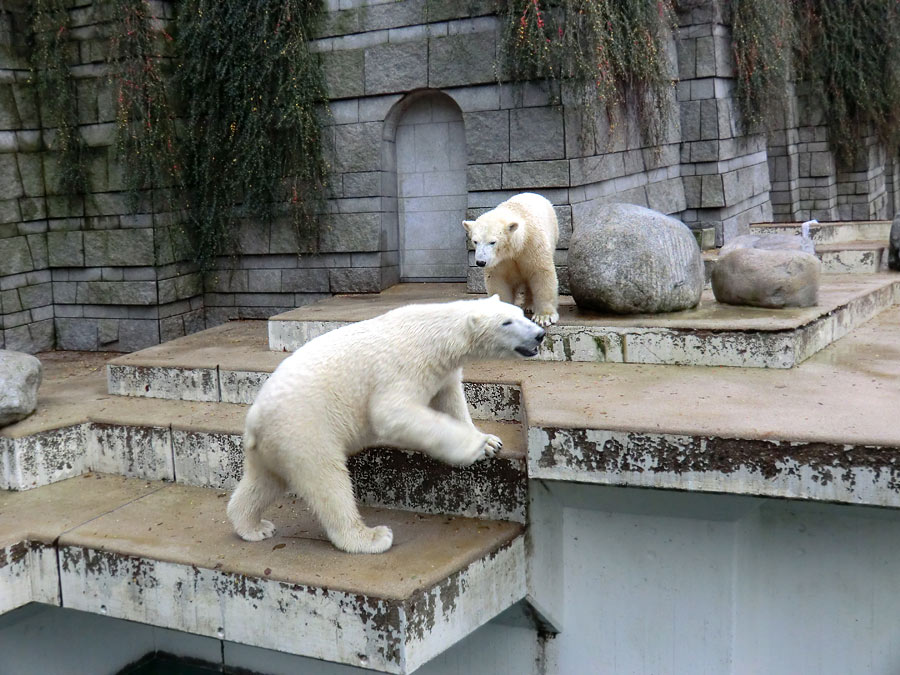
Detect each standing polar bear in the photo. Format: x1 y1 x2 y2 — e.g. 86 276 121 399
464 192 560 326
227 296 545 554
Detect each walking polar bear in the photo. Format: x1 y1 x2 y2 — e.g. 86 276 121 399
463 192 560 326
227 296 545 554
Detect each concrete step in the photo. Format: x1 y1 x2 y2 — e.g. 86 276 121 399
267 278 900 368
0 475 526 674
2 354 526 522
704 240 892 275
749 219 891 244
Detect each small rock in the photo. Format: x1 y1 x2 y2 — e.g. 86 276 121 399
889 214 900 271
720 233 815 256
0 350 42 427
712 248 821 308
568 203 704 313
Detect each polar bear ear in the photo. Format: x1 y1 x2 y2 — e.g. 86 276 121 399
462 220 475 233
507 222 519 233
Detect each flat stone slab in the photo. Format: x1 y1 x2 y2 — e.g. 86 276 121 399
1 477 525 674
523 304 900 508
269 278 900 368
750 220 891 244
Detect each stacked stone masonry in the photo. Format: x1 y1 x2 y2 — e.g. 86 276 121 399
1 0 899 352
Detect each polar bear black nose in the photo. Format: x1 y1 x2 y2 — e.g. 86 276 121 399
476 260 487 267
536 329 545 342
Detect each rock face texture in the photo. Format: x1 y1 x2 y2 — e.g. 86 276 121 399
0 350 42 427
568 203 704 314
889 214 900 271
712 249 821 308
721 233 815 256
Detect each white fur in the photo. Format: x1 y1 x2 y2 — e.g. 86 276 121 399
227 297 544 554
463 192 560 326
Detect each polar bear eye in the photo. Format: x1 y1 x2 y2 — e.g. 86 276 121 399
472 239 479 245
502 320 513 326
489 240 497 245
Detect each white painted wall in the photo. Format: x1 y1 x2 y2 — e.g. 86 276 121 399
396 95 468 281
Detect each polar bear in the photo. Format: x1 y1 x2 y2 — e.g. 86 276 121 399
227 296 545 554
463 192 560 326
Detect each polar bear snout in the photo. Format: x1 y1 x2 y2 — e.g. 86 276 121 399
511 321 545 358
476 259 487 267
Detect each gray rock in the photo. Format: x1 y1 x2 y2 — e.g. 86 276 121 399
720 233 815 256
889 214 900 271
0 350 42 427
568 203 704 314
711 248 821 308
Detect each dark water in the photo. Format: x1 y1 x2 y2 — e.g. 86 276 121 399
116 653 225 675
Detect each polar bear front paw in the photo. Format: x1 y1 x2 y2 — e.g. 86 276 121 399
333 525 394 554
532 311 558 327
457 433 503 465
235 519 276 542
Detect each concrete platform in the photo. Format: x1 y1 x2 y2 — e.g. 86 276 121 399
1 476 525 674
750 219 891 244
268 277 899 368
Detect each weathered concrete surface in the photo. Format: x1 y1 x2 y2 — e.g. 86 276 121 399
750 220 891 245
523 304 900 507
26 480 523 674
270 278 899 368
0 475 161 614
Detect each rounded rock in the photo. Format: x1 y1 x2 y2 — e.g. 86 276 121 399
568 203 704 314
889 213 900 271
0 350 42 427
711 248 821 308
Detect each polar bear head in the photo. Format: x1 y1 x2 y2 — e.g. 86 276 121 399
465 295 545 358
463 208 524 268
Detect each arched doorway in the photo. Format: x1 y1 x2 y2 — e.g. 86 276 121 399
393 92 468 282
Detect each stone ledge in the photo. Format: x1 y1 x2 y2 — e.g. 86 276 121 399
527 426 900 510
1 477 526 674
750 220 891 244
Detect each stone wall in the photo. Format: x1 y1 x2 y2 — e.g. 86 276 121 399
2 0 899 353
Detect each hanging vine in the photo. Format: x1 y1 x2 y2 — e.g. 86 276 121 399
109 0 181 209
176 0 329 270
498 0 676 148
29 0 86 194
731 0 793 134
793 0 900 164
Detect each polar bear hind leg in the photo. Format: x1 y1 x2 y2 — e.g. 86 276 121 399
227 450 286 542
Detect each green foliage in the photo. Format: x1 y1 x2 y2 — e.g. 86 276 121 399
498 0 676 147
29 0 86 194
793 0 900 163
109 0 181 209
176 0 329 269
731 0 793 134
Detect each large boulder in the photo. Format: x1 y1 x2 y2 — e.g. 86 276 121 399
0 350 42 427
711 248 821 308
720 233 815 256
889 213 900 271
568 203 704 313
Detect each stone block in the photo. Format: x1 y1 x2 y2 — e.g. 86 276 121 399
333 122 381 172
248 269 281 292
75 281 157 305
85 192 130 216
810 152 833 177
429 32 497 88
18 283 52 310
19 197 47 222
281 268 330 292
55 318 98 350
47 195 84 218
343 171 380 197
701 175 725 207
0 154 22 200
321 50 364 99
569 154 625 185
700 99 718 140
117 319 161 351
0 199 20 224
83 228 154 266
47 231 84 267
680 101 701 142
463 110 509 163
467 164 501 191
329 267 382 292
364 41 427 95
502 160 569 189
319 212 381 252
676 34 696 79
509 107 565 161
0 236 34 275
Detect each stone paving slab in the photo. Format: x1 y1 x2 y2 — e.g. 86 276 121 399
268 278 899 368
750 220 891 244
2 477 525 674
522 304 900 508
